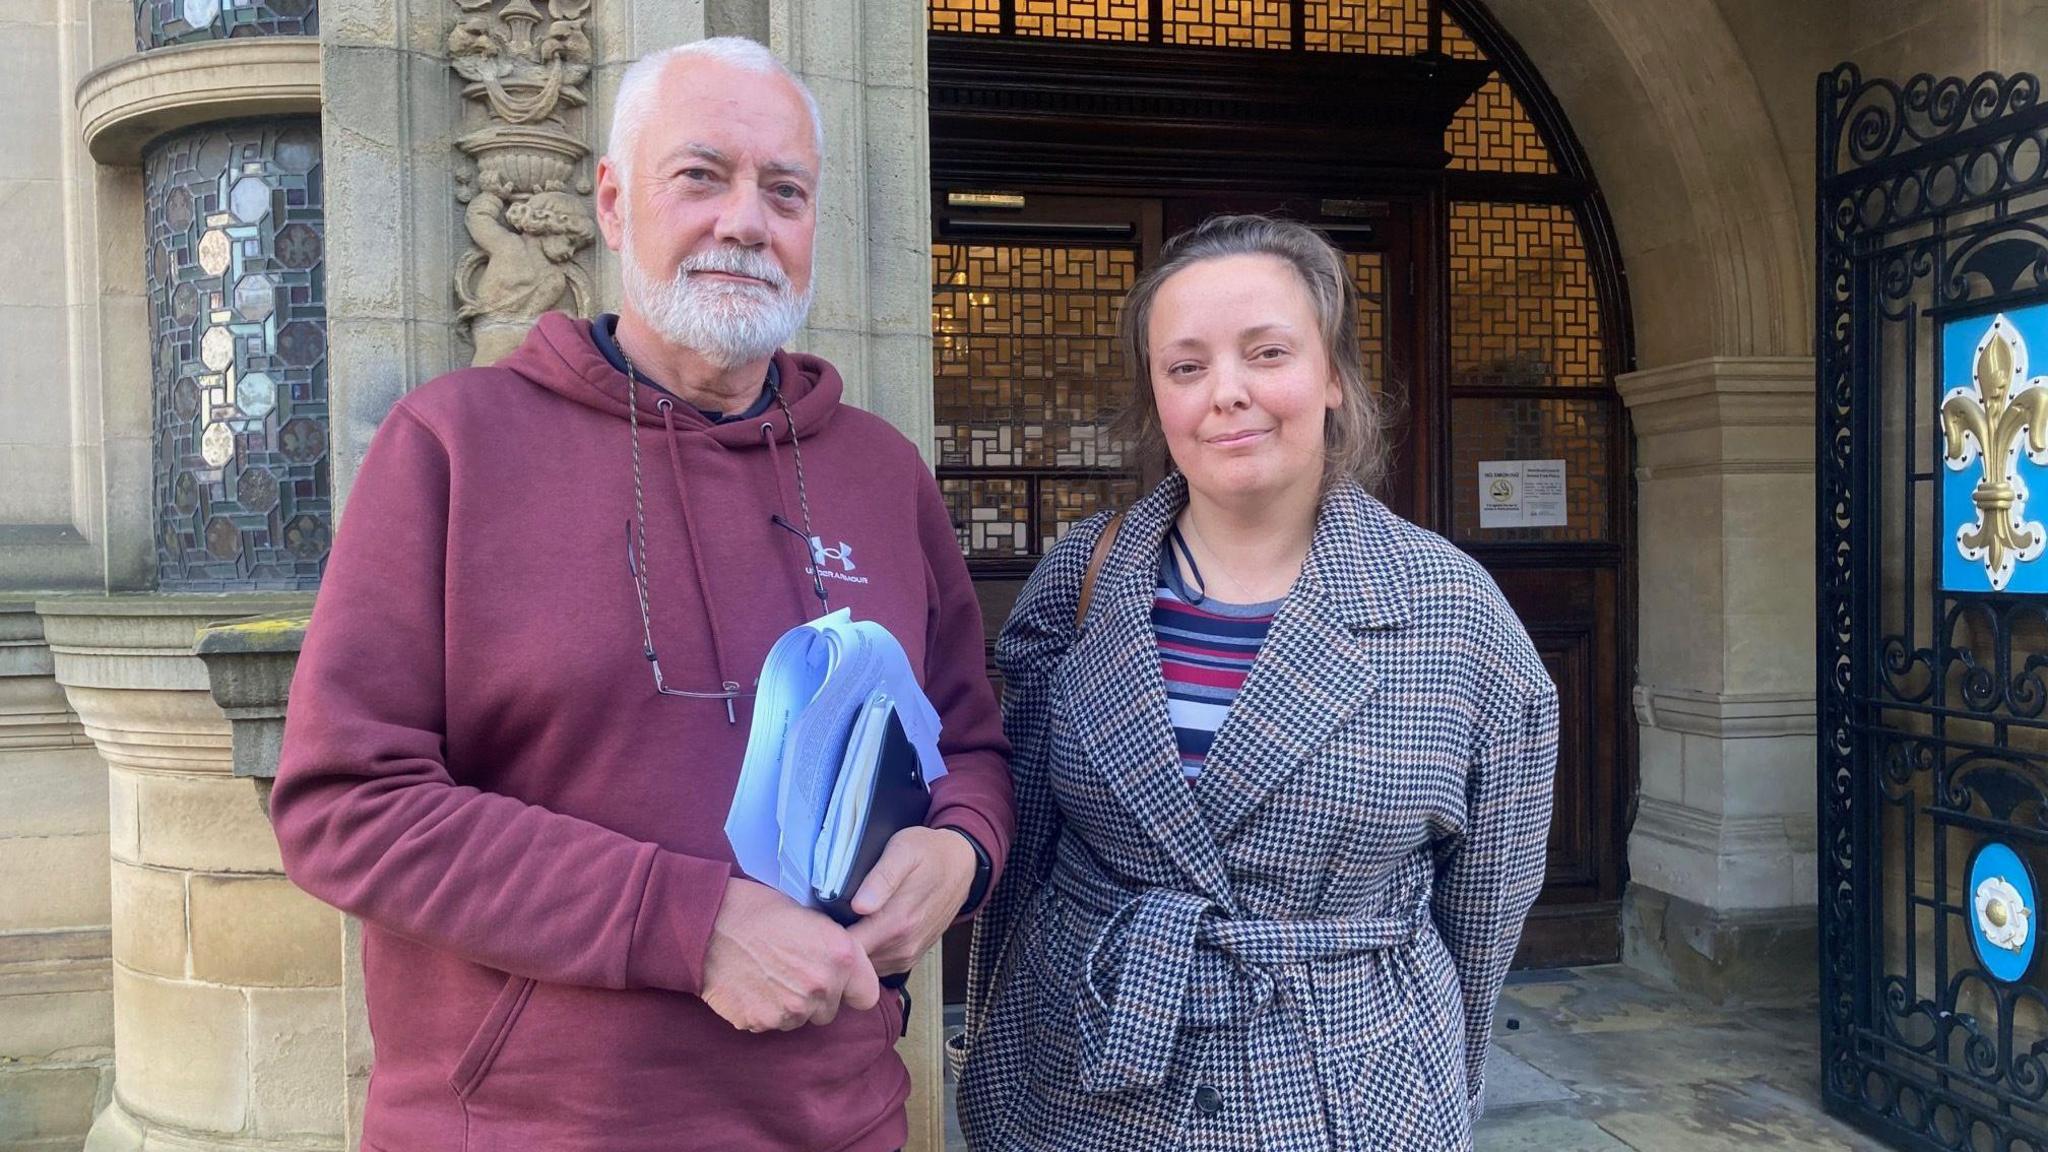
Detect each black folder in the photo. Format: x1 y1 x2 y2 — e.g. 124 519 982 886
817 708 932 926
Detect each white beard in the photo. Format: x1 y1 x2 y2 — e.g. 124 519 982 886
621 237 813 370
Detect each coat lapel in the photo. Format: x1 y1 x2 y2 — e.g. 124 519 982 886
1061 477 1232 904
1194 481 1416 844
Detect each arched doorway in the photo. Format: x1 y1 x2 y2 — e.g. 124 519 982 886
928 0 1635 988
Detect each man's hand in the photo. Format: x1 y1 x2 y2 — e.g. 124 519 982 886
846 826 978 977
701 879 880 1032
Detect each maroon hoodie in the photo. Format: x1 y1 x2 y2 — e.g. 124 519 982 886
271 313 1014 1152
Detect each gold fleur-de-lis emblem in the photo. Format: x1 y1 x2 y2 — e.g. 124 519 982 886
1942 315 2048 590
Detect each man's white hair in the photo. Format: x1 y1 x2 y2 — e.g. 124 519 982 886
607 37 825 180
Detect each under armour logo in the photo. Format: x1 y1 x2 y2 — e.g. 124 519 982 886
810 538 856 573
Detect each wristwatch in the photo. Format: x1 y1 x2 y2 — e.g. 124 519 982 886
944 827 993 916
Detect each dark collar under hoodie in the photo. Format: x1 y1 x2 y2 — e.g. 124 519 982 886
586 311 780 426
270 311 1015 1152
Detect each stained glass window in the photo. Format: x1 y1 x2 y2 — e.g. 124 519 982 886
135 0 317 50
147 119 329 590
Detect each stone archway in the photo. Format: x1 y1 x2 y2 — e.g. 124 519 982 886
1489 0 1820 999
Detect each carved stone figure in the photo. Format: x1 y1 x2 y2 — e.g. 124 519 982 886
457 176 596 364
448 0 595 365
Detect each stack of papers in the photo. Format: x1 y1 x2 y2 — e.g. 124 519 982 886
725 609 948 916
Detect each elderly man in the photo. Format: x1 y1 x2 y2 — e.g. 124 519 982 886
271 37 1013 1152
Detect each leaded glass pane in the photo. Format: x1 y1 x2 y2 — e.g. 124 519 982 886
1450 396 1610 542
1039 477 1143 553
934 241 1139 559
1449 201 1601 389
147 119 328 590
1345 250 1388 392
930 0 1003 32
942 477 1034 557
1164 0 1290 48
135 0 317 50
1299 0 1474 56
1448 199 1611 544
1448 74 1556 173
1018 0 1148 39
933 243 1135 469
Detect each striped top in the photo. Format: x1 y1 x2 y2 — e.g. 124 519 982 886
1152 542 1282 779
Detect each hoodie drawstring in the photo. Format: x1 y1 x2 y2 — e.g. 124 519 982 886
762 412 831 620
656 400 745 725
620 353 830 724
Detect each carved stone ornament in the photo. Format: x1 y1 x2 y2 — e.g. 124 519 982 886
450 0 597 365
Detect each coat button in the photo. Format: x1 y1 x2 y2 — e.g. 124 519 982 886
1194 1084 1223 1115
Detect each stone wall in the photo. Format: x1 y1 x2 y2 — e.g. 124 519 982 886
0 605 111 1150
0 0 141 593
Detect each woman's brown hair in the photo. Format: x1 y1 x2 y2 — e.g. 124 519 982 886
1114 214 1390 493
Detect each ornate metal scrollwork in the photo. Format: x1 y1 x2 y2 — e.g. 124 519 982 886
1821 62 2048 1147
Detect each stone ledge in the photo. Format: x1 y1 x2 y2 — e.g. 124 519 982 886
1632 796 1817 854
0 928 113 981
0 604 55 672
76 39 321 166
195 612 309 782
37 596 312 695
1616 356 1816 436
0 678 89 749
1621 883 1817 1008
1631 685 1815 739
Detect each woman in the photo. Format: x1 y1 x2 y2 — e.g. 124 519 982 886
954 215 1558 1152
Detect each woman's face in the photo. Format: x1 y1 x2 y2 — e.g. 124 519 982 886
1147 253 1341 507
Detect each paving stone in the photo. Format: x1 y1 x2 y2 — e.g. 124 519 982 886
1476 1109 1632 1151
1590 1081 1886 1151
937 965 1873 1151
1485 1043 1580 1110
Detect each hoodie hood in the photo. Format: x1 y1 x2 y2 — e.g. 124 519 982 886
502 311 845 449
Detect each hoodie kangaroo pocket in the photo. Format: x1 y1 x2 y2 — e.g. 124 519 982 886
448 974 536 1099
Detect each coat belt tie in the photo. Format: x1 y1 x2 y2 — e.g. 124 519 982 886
1049 834 1430 1115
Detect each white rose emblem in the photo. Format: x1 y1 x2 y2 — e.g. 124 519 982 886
1976 875 2031 953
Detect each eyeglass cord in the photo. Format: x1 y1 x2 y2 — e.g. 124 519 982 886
620 346 823 721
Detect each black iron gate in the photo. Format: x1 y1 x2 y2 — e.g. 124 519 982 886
1820 64 2048 1149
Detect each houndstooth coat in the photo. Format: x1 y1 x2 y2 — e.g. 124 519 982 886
953 474 1558 1152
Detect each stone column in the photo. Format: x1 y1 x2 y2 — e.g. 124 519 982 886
0 604 113 1150
39 596 337 1152
1616 356 1819 1004
767 7 946 1146
770 0 936 454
